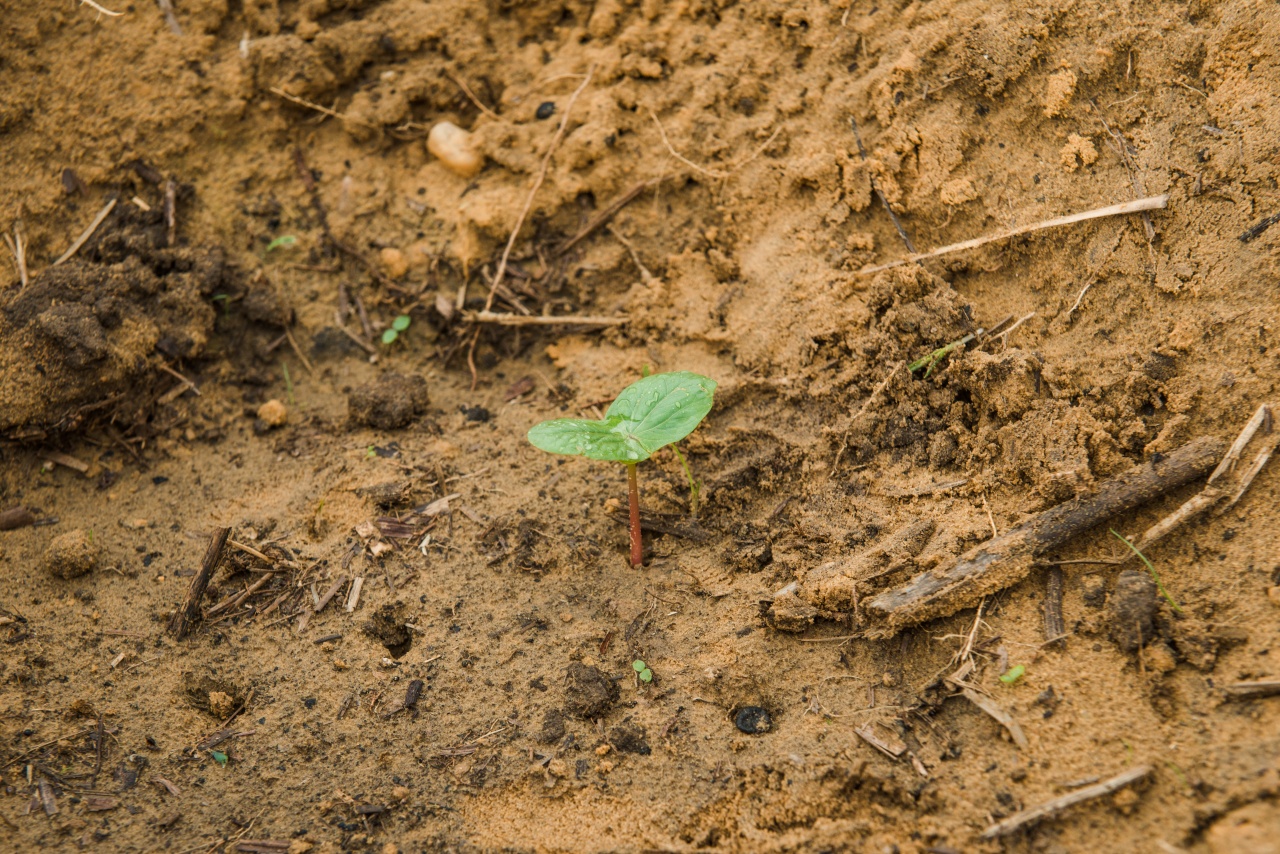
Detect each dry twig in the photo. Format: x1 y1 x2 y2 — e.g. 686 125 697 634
483 67 595 312
981 765 1152 838
53 198 117 266
858 195 1168 275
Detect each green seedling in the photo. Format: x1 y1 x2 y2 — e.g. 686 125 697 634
266 235 297 252
281 361 295 406
211 293 231 316
528 371 716 568
632 660 653 683
1110 529 1183 614
210 750 228 767
909 331 977 378
381 315 412 345
999 665 1025 684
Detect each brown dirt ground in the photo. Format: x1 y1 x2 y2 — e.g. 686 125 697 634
2 1 1280 851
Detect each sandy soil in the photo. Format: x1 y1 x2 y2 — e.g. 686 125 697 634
2 1 1279 851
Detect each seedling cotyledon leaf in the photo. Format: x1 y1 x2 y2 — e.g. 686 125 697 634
527 371 716 463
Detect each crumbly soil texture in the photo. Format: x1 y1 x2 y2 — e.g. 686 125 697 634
2 2 1279 852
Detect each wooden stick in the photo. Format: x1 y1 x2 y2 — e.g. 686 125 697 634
1223 681 1280 700
981 765 1151 838
554 178 663 258
863 436 1226 632
443 70 501 121
53 198 117 266
857 195 1169 275
483 67 595 312
168 527 230 639
464 310 627 327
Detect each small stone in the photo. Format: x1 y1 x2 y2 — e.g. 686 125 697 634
391 786 410 801
1267 586 1280 608
43 529 101 579
287 842 315 854
379 248 409 280
426 122 484 177
546 758 568 778
257 399 288 429
734 706 772 735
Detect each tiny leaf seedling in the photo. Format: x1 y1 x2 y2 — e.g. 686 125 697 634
528 371 716 568
381 314 412 345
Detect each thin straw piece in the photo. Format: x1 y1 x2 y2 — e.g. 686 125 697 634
857 195 1169 275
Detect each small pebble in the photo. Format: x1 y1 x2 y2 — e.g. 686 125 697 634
535 101 556 120
1268 586 1280 608
426 121 484 177
257 399 288 428
734 706 772 735
380 247 409 279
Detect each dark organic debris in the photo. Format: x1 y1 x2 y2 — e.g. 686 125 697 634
734 706 773 734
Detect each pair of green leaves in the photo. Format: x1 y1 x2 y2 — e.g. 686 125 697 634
527 371 716 463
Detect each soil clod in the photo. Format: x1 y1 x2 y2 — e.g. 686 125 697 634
363 603 413 659
348 373 430 429
1107 570 1160 653
42 529 101 579
563 663 618 720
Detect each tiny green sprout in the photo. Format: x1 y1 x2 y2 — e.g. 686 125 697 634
999 665 1025 684
266 235 297 252
1110 529 1183 614
381 315 412 345
528 371 716 568
632 660 653 683
211 750 228 767
211 294 231 316
281 361 295 406
909 331 979 378
365 445 377 459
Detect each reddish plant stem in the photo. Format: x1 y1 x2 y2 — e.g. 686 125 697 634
627 463 642 568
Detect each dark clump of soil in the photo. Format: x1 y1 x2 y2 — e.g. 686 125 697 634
347 373 430 429
1107 569 1161 652
363 603 412 658
563 663 619 720
608 721 651 755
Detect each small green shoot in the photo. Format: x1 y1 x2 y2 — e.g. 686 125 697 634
281 361 295 406
632 660 653 683
999 665 1025 684
909 332 977 378
266 235 297 252
670 444 701 516
210 750 228 767
381 314 412 345
528 371 716 568
1110 529 1183 614
212 294 231 316
365 445 377 459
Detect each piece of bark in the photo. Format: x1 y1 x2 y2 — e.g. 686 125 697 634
0 506 36 531
863 437 1226 633
1044 566 1065 641
168 527 231 639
